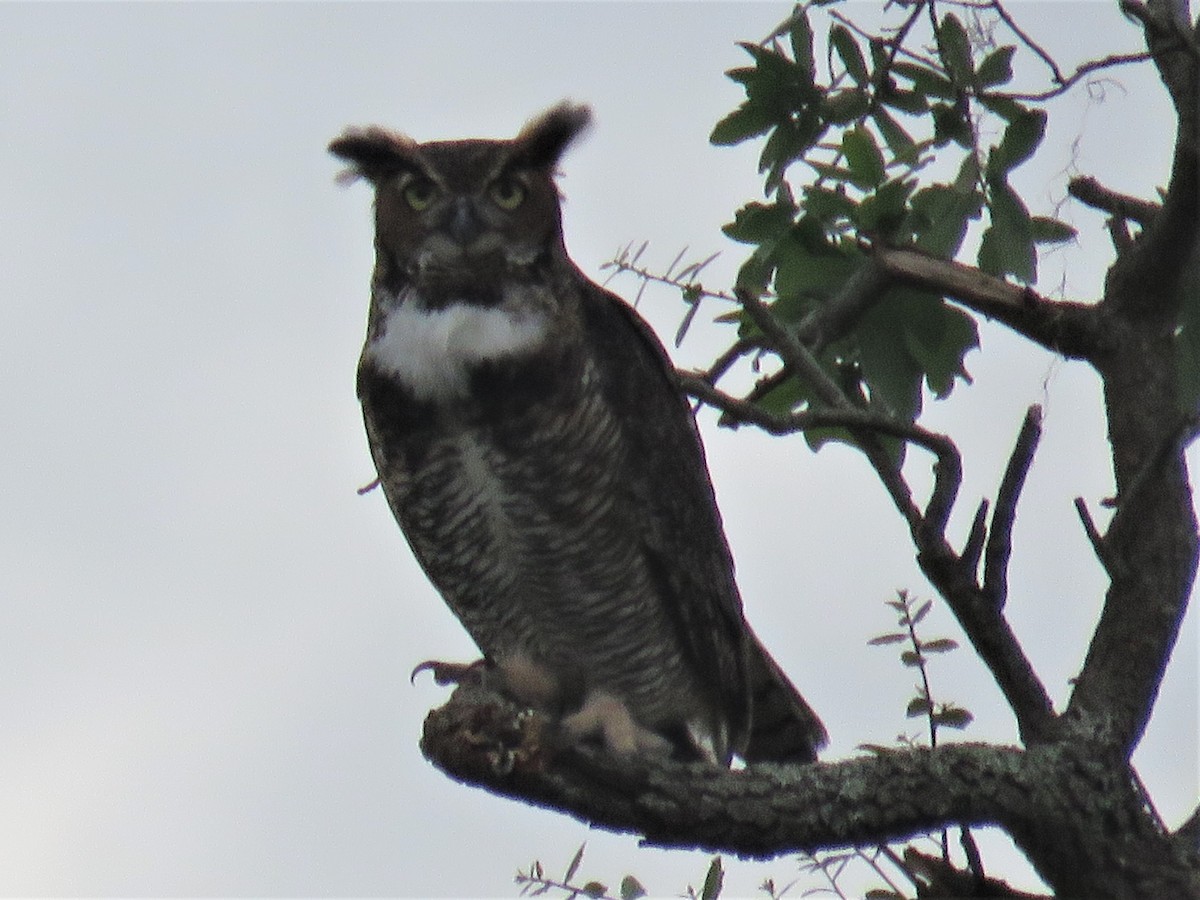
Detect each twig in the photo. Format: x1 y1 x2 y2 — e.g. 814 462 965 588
961 499 990 576
855 846 911 899
1073 496 1115 576
961 826 986 881
678 373 954 453
984 406 1043 609
736 289 851 410
700 336 763 387
996 50 1154 102
988 0 1062 84
734 290 956 535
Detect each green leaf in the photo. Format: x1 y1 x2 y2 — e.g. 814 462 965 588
868 632 908 646
564 844 585 883
824 87 871 124
620 875 647 900
979 93 1029 122
900 650 924 667
976 45 1016 87
856 177 915 236
896 290 978 397
773 230 856 301
880 85 930 115
872 108 918 165
710 104 775 146
979 181 1035 281
700 857 724 900
937 13 974 84
920 638 959 653
933 707 975 729
912 598 933 623
722 200 796 244
911 181 983 258
892 61 957 99
932 101 973 148
789 8 815 82
857 303 924 421
906 696 932 718
581 882 607 899
1031 215 1077 244
804 185 858 225
842 125 886 188
991 109 1047 174
830 24 869 85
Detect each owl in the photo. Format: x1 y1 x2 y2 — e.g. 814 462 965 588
330 103 826 764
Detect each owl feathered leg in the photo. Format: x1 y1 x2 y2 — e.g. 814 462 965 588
560 691 676 758
414 655 687 759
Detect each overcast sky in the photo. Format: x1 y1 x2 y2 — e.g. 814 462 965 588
1 2 1194 897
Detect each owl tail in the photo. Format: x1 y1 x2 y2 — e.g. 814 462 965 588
741 633 828 764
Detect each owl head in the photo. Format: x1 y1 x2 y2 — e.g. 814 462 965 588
330 103 591 297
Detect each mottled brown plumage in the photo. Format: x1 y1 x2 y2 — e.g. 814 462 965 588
331 103 826 764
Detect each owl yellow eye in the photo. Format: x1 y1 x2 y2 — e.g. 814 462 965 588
489 177 526 210
402 177 437 211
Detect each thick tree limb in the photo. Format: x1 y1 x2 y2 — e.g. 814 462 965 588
1065 26 1200 753
420 684 1200 898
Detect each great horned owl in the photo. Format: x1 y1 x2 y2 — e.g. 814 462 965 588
330 103 826 764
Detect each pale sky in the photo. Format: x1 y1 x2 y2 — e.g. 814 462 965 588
1 2 1194 897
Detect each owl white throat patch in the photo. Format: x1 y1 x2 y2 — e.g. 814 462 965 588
368 295 550 403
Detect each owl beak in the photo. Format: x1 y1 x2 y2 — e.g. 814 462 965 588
448 198 484 247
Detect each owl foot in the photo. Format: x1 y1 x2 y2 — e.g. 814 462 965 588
410 658 488 687
560 690 673 758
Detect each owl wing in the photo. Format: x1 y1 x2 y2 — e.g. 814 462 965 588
576 273 826 762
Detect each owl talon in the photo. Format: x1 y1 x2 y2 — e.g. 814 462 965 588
560 690 673 758
411 659 487 686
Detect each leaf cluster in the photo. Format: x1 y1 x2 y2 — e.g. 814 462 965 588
516 846 723 900
517 844 647 900
868 590 974 746
712 2 1079 448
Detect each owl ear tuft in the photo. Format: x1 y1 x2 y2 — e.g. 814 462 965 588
329 127 421 185
512 102 592 169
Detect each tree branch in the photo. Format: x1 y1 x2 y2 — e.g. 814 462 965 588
984 406 1043 609
1122 0 1200 128
735 287 936 535
420 684 1200 898
916 540 1059 745
1065 26 1200 752
1068 175 1162 226
710 290 1056 746
678 373 954 454
873 246 1102 358
420 683 1026 856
